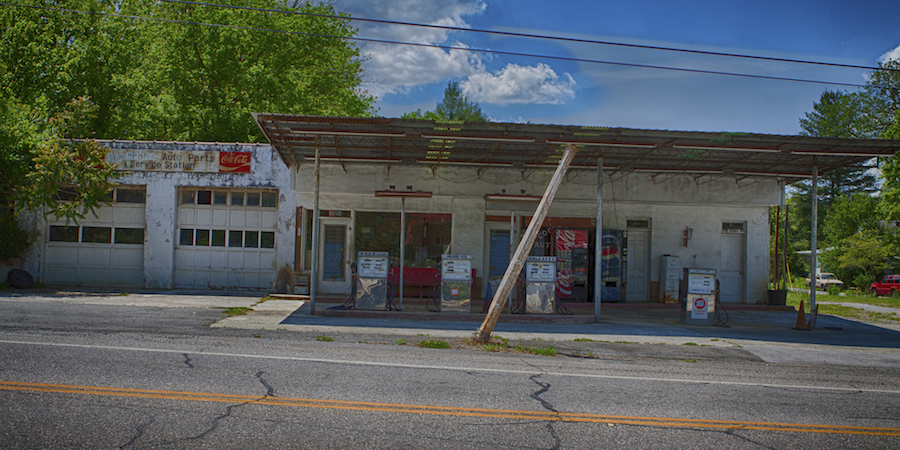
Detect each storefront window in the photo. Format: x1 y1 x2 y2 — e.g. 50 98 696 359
354 212 452 268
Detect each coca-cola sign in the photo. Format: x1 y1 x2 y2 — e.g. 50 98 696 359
219 151 251 173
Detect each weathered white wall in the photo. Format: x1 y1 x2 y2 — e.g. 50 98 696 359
295 161 779 303
16 141 294 290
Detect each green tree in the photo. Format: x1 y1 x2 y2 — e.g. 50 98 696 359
0 0 375 142
403 81 489 122
789 90 878 254
821 230 895 287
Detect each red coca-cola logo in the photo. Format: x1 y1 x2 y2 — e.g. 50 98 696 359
219 151 251 173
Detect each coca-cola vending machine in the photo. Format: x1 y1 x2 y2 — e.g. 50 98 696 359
555 229 589 301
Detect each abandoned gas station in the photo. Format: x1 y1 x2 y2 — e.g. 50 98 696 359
16 115 900 322
252 115 900 321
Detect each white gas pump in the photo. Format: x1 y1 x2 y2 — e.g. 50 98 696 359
440 255 472 313
355 251 389 310
680 267 717 325
525 256 556 314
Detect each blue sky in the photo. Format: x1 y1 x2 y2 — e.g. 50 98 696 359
333 0 900 135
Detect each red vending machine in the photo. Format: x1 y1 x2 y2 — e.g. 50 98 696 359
555 229 590 301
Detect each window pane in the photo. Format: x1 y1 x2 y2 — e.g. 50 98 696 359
228 230 243 247
261 192 277 207
56 188 77 201
82 227 112 243
49 225 79 242
245 231 259 248
114 228 144 244
211 229 226 247
181 191 195 204
354 212 452 268
197 190 212 205
260 231 275 248
230 192 244 206
213 191 228 205
116 189 146 203
246 192 260 206
180 229 194 246
195 229 210 246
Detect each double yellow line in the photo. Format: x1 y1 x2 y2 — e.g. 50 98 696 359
3 380 899 437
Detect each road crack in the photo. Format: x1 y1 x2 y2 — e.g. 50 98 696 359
181 353 193 368
256 370 275 397
529 374 561 450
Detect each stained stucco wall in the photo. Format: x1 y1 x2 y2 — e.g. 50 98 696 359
295 161 779 303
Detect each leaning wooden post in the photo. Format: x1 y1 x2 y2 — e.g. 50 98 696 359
473 144 578 342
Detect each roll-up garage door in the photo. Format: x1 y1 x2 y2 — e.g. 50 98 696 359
174 189 278 289
43 187 146 287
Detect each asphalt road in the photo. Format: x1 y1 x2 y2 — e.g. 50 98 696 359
2 296 899 449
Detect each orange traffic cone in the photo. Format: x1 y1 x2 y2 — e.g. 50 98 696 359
793 300 810 330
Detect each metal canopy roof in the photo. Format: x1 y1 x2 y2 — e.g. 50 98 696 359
252 114 900 183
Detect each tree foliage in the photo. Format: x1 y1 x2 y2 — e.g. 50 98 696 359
402 81 489 122
0 0 375 142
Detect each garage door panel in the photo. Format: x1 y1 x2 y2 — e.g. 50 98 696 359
46 245 79 262
242 252 261 270
212 210 228 227
246 211 260 228
192 249 211 268
229 210 246 228
210 249 229 269
260 252 276 270
178 209 195 226
262 211 276 229
80 268 111 284
114 206 145 225
79 247 112 266
112 247 143 265
195 209 212 227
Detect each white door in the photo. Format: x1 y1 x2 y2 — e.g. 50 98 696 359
719 233 745 303
317 217 352 295
625 230 649 301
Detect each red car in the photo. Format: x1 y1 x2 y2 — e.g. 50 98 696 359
870 275 900 297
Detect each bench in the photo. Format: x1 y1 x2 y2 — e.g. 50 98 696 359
388 267 477 298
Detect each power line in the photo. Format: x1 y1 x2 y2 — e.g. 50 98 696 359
0 2 881 89
158 0 897 73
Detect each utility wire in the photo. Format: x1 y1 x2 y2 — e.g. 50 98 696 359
158 0 898 73
0 2 884 89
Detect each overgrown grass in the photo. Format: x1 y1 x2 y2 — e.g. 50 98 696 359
221 307 252 317
527 346 558 356
418 340 450 349
315 334 335 341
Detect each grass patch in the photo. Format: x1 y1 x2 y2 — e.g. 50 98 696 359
787 293 900 324
418 340 450 349
527 345 558 356
395 339 407 345
683 342 698 346
573 338 595 342
315 334 335 342
685 358 697 363
221 307 252 317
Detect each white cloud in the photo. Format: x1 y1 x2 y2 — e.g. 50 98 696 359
879 44 900 63
335 0 488 98
462 63 576 105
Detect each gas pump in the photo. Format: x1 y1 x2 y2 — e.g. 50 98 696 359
680 268 717 325
355 251 389 310
525 256 556 314
440 255 472 313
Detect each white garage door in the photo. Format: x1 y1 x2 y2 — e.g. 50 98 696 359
174 189 278 290
44 187 146 287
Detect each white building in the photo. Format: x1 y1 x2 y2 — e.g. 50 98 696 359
10 116 898 314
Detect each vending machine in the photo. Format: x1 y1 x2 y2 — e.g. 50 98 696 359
440 255 472 313
680 268 717 325
355 251 389 310
525 256 556 314
555 229 589 301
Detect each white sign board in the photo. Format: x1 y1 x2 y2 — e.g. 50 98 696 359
690 295 709 320
357 252 389 279
526 257 556 283
441 255 472 281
